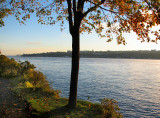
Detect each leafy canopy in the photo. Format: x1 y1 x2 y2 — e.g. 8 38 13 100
0 0 160 44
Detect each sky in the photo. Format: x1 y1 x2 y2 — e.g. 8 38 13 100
0 13 160 56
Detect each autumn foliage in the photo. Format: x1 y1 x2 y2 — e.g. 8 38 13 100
0 0 159 43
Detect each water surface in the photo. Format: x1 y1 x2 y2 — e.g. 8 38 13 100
13 57 160 117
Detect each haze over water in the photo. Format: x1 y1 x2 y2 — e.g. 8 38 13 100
13 57 160 117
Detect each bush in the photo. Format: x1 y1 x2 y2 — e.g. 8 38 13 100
0 55 36 77
0 55 56 93
101 98 123 118
20 61 35 75
27 70 52 92
0 55 19 77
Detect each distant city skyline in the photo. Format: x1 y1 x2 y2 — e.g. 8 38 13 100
0 14 160 56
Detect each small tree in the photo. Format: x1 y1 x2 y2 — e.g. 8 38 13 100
1 0 160 108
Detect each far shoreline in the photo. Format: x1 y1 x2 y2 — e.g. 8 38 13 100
18 50 160 60
8 56 160 61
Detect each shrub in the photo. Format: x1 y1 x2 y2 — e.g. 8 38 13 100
91 103 103 114
101 98 123 118
0 55 52 91
0 55 19 77
20 61 35 75
0 55 35 77
27 70 52 92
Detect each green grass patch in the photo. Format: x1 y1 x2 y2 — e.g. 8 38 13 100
11 77 102 117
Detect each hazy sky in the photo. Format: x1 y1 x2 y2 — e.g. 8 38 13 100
0 14 160 55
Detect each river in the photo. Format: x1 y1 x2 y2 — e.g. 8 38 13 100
12 57 160 117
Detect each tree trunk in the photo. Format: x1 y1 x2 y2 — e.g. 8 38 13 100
68 25 80 108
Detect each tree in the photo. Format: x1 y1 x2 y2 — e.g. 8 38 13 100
1 0 160 108
144 0 160 24
0 0 40 27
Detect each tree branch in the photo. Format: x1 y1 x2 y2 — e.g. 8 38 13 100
0 0 12 10
144 0 160 24
77 0 85 12
98 6 118 14
73 0 76 14
67 0 73 34
83 0 105 17
38 2 55 11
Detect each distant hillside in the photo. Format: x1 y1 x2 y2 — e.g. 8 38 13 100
21 50 160 59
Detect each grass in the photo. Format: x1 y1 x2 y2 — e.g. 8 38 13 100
10 77 104 118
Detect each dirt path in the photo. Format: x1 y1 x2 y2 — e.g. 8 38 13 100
0 78 29 118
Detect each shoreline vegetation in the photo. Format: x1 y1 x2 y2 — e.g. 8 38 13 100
0 55 123 118
21 50 160 59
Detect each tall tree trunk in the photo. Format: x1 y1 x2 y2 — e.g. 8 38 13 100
68 25 80 108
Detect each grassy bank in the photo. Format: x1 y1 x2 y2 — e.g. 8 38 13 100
0 55 123 118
